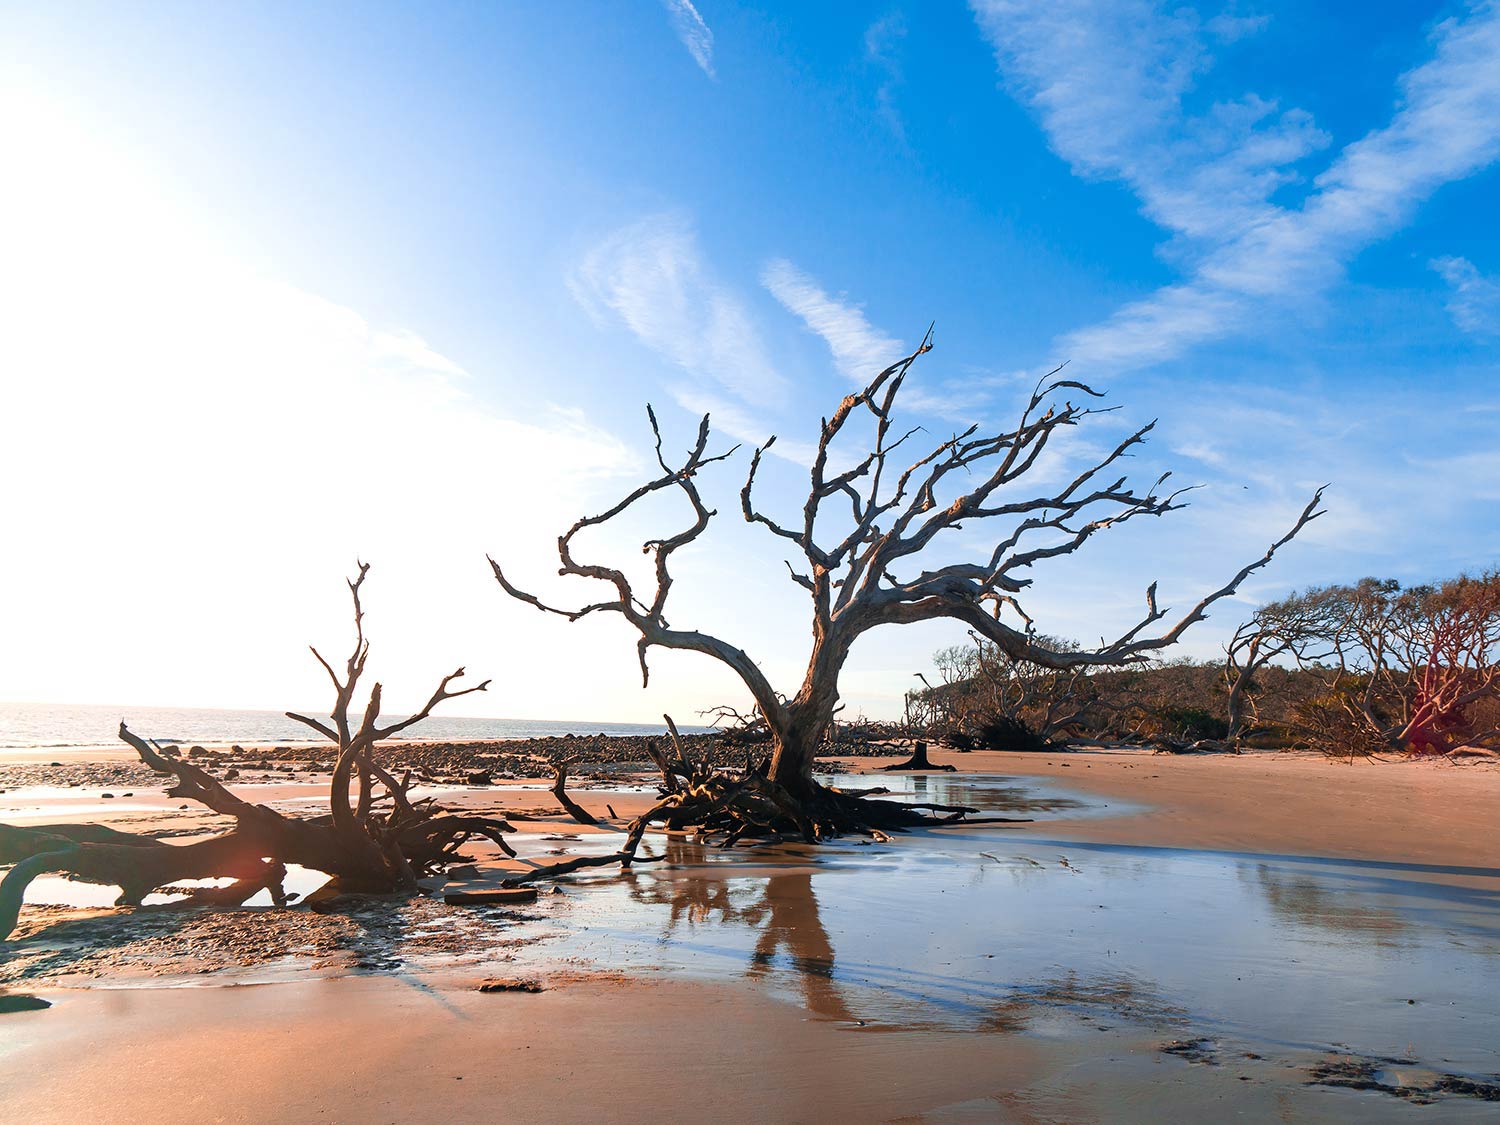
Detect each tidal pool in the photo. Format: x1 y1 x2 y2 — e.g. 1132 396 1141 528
7 770 1499 1111
513 771 1500 1101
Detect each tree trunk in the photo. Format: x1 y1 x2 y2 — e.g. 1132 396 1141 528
764 629 856 796
766 715 825 798
1226 675 1248 741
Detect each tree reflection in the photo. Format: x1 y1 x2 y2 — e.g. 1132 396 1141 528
740 870 856 1022
625 838 855 1021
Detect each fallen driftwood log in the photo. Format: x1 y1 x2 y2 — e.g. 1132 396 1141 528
443 887 539 906
0 565 517 940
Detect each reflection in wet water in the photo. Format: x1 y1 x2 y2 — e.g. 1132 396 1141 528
523 774 1500 1083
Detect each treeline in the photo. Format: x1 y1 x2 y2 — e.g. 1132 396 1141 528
909 569 1500 758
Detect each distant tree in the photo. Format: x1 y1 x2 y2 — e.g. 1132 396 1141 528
916 634 1094 749
1224 588 1342 740
1235 571 1500 755
494 334 1321 835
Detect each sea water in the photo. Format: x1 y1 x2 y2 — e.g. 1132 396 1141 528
0 700 711 752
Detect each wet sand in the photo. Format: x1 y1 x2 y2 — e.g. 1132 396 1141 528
3 744 1499 1121
833 746 1500 872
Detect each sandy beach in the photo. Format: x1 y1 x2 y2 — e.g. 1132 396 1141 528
3 743 1499 1122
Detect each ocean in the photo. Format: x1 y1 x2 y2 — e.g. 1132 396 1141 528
0 701 711 753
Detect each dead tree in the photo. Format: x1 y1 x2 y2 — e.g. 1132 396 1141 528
0 564 515 940
492 332 1322 835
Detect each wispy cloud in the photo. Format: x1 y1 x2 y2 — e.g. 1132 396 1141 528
762 257 905 383
971 1 1500 374
1431 254 1500 335
572 212 786 406
864 10 909 143
763 258 986 422
762 255 1020 423
662 0 716 78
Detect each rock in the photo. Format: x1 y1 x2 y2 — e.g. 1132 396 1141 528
223 768 240 780
188 746 207 758
466 770 493 786
101 792 115 798
446 864 481 879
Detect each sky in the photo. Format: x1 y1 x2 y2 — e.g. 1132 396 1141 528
1 1 1497 724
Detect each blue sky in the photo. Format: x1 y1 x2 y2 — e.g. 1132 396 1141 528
1 1 1497 722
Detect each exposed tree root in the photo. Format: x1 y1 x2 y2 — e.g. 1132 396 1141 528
503 746 1030 888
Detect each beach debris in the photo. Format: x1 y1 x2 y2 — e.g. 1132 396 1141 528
1161 1037 1220 1065
444 887 539 906
879 741 956 773
1307 1053 1500 1104
477 977 544 993
550 759 601 826
0 564 518 941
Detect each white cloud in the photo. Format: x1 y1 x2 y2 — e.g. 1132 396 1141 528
662 0 716 78
972 0 1323 248
763 259 1018 425
572 213 787 407
762 257 907 384
865 11 909 142
971 1 1500 374
1431 255 1500 335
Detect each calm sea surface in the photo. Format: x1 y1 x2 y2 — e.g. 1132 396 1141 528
0 701 710 752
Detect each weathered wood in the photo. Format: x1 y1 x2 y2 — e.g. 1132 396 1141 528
493 335 1323 820
0 565 516 940
550 760 600 826
879 740 956 772
443 887 538 905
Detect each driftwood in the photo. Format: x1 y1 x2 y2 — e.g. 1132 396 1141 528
493 331 1324 832
550 760 600 826
496 747 1029 890
443 887 538 905
0 564 516 940
879 740 956 772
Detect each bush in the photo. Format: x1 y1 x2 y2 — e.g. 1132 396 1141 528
969 714 1050 753
1152 706 1229 741
1293 694 1388 759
